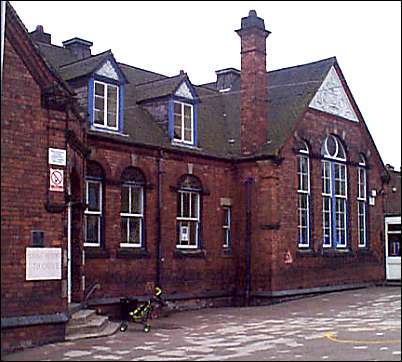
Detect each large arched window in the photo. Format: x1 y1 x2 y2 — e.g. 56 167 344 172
84 162 104 247
297 141 310 248
357 154 367 248
176 175 202 249
120 167 145 248
321 135 348 248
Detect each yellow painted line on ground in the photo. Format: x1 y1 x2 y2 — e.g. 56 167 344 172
323 332 401 345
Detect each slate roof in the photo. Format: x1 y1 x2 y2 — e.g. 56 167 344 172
33 36 337 160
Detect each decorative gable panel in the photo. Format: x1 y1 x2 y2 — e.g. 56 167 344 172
309 66 359 122
175 82 194 99
96 60 119 81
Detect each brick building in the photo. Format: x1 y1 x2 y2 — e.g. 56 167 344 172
1 3 393 353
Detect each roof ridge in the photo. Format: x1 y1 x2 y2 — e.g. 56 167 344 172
118 62 169 79
59 50 111 69
135 73 184 88
268 56 336 74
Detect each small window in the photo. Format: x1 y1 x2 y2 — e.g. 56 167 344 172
93 80 119 130
357 154 367 248
120 168 145 248
84 162 104 247
176 175 202 249
223 207 232 249
173 101 194 144
297 141 310 248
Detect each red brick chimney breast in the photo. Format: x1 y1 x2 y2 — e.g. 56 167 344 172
236 10 271 155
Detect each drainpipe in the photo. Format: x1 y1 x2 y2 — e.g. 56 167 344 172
244 177 253 306
1 1 5 95
155 152 164 288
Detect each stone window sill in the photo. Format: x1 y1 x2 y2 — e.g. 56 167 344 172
174 249 206 259
116 248 150 259
85 248 110 259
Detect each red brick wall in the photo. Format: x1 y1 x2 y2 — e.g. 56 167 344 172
255 109 386 293
1 31 85 352
84 138 238 301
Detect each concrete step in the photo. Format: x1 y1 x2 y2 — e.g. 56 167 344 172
66 314 109 335
69 309 97 326
65 321 121 341
66 307 120 341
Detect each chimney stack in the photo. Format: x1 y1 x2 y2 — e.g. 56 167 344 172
62 37 93 60
236 10 270 155
30 25 51 45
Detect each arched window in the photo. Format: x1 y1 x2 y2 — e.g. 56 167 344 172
357 154 367 248
84 162 104 247
176 175 202 249
321 135 348 248
120 167 145 248
297 141 310 248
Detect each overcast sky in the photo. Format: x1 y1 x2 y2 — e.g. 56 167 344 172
10 1 401 169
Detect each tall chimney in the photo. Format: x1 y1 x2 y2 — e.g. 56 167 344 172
236 10 270 155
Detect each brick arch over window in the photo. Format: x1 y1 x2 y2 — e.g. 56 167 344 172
121 167 146 185
87 161 105 179
177 174 203 191
87 155 111 179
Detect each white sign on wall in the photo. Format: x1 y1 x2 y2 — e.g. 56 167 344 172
48 148 66 166
26 247 62 281
49 168 64 192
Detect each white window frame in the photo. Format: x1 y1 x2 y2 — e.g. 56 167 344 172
177 190 200 249
321 136 348 249
84 180 102 247
173 101 194 145
357 157 367 248
298 146 310 248
120 184 144 248
93 80 119 131
223 207 232 248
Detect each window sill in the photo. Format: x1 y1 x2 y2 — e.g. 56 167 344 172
116 248 150 259
88 127 129 137
296 248 316 257
322 248 354 257
171 141 201 150
85 248 110 259
174 249 206 259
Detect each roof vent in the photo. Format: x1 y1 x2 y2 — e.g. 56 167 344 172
29 25 51 45
62 37 93 60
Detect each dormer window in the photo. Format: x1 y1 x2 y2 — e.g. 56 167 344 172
173 101 194 144
94 80 119 130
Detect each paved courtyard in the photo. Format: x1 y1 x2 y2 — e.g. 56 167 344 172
3 286 401 361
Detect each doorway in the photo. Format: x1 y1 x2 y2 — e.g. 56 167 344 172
385 216 401 281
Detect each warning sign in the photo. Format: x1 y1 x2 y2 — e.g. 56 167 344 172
49 168 64 192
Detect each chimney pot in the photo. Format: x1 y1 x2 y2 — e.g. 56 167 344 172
29 25 52 45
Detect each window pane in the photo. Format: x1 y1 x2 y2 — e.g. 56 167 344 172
174 102 182 115
121 186 129 213
131 187 143 215
86 215 99 243
94 109 104 125
184 129 192 142
191 193 199 219
107 111 117 128
95 82 104 96
189 221 198 246
121 217 128 243
326 136 337 157
88 182 100 211
388 234 401 257
182 192 190 218
322 161 331 194
184 104 192 118
184 115 192 131
128 218 141 244
95 96 104 111
174 114 182 139
178 221 190 246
